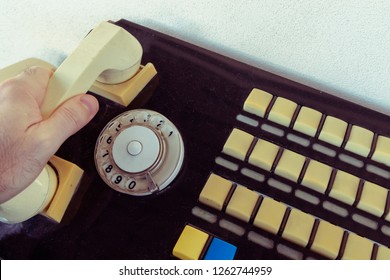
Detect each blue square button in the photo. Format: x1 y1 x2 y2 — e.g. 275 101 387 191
203 237 237 260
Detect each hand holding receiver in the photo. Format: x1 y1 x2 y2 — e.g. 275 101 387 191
0 21 148 224
41 21 143 118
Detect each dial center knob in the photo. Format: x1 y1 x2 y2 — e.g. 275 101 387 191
127 140 143 156
112 125 161 174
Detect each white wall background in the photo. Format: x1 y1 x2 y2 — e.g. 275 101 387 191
1 0 390 114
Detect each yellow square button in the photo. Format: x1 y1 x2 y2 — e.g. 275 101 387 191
342 233 373 260
243 88 273 117
226 185 259 223
293 106 322 137
274 149 306 182
329 170 360 206
172 225 209 260
301 159 332 194
357 181 388 217
199 173 232 211
311 220 344 259
248 139 280 171
253 196 287 234
268 97 297 127
376 245 390 260
222 128 254 161
318 116 348 147
345 125 374 157
282 208 315 247
372 135 390 166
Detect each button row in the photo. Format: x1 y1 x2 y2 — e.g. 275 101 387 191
222 128 390 220
172 224 237 260
199 173 390 260
244 88 390 164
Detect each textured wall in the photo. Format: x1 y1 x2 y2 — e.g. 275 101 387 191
1 0 390 114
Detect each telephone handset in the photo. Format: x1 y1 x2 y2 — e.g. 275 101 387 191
41 21 143 118
0 21 182 224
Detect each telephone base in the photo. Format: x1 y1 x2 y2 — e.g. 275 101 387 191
90 63 157 106
42 156 84 223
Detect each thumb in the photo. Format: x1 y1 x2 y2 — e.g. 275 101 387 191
39 94 99 155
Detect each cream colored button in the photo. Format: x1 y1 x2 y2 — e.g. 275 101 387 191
342 233 373 260
311 220 344 259
301 159 332 194
345 125 374 157
293 107 322 137
253 196 287 234
226 185 259 223
222 128 254 161
372 135 390 166
357 181 388 217
329 170 360 206
199 173 232 211
243 88 273 117
268 97 297 127
318 116 348 147
274 149 306 182
376 245 390 260
248 139 280 171
282 208 315 247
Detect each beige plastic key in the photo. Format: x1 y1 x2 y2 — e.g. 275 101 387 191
311 220 344 259
268 97 297 127
253 196 287 234
318 116 348 147
41 21 142 118
293 106 322 137
243 88 273 117
301 159 333 194
371 135 390 166
248 139 280 171
329 170 360 206
357 181 388 218
199 173 232 211
376 245 390 260
342 233 373 260
282 208 315 247
274 149 306 182
225 185 259 223
222 128 254 161
345 125 374 157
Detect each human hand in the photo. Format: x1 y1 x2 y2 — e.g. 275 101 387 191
0 66 99 203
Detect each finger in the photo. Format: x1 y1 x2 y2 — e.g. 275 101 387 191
15 66 54 105
35 94 99 157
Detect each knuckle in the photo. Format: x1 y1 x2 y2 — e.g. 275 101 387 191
23 66 38 76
